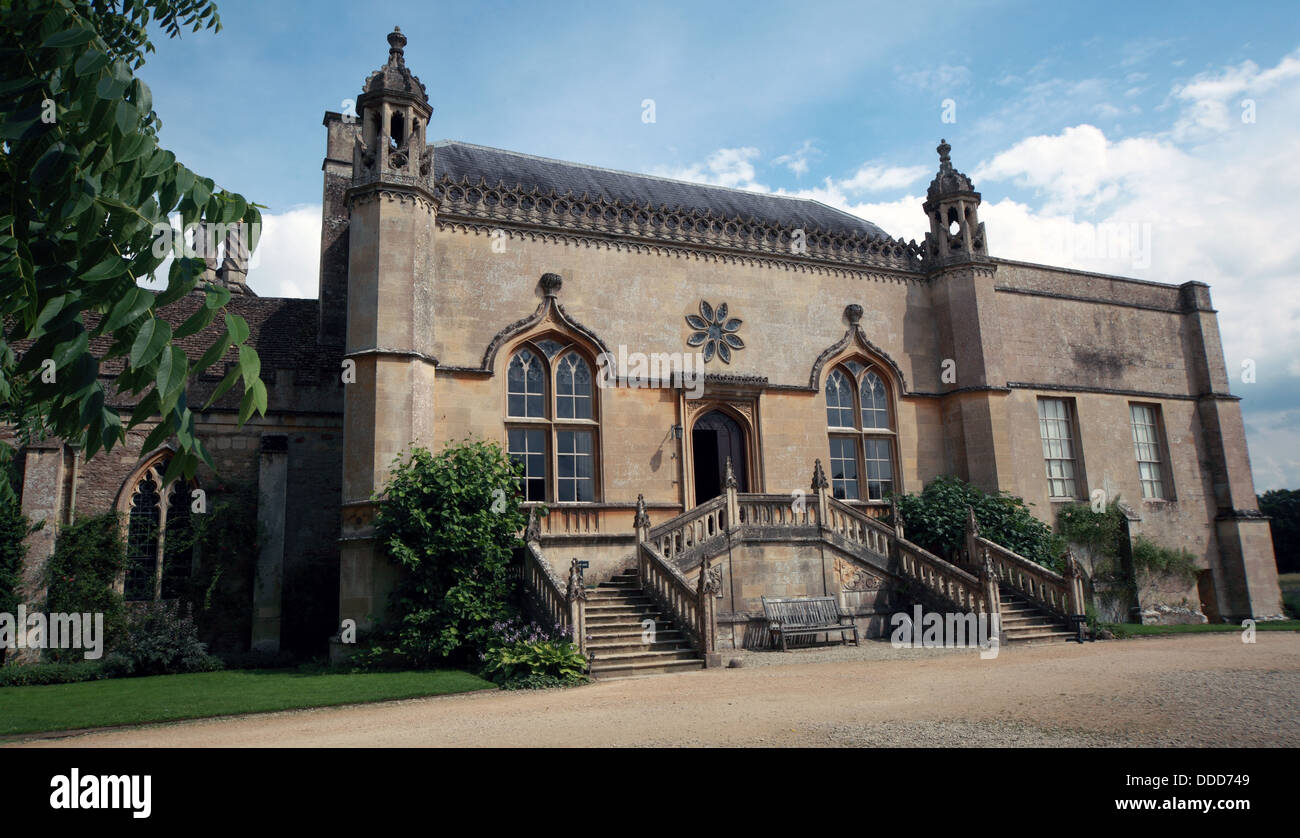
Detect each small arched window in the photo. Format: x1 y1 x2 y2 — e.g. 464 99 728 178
504 340 600 503
122 455 196 602
824 363 897 503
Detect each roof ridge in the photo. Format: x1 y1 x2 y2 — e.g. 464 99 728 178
432 139 857 209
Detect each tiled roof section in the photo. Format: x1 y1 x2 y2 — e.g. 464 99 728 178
81 293 339 410
432 141 890 239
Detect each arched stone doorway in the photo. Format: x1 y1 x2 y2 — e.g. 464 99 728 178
692 409 748 505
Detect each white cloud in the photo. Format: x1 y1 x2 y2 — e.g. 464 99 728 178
771 140 818 177
245 204 322 298
654 147 767 191
840 163 929 194
897 63 971 92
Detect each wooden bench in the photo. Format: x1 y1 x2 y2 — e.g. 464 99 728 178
761 596 859 651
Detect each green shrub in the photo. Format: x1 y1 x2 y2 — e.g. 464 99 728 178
1056 500 1126 559
359 440 529 668
0 455 31 665
106 600 222 677
1130 536 1198 584
895 475 1063 569
1258 489 1299 574
479 619 587 687
169 481 259 654
0 660 108 688
43 513 128 661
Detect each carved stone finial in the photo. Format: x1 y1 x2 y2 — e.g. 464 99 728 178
724 456 737 490
937 138 952 166
890 494 904 530
525 506 541 542
539 272 563 297
1063 549 1079 578
811 459 829 491
633 493 650 530
566 557 586 601
844 303 863 326
965 505 980 537
387 26 407 62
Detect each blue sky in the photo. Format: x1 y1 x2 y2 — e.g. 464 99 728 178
137 0 1300 490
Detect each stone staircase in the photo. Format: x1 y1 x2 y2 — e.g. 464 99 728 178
998 583 1077 643
585 569 706 679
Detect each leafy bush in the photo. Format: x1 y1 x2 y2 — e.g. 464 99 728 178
0 660 108 688
895 475 1063 569
1258 489 1299 574
43 513 128 661
479 619 587 688
359 440 529 668
0 456 31 665
1056 500 1126 560
106 600 222 677
1130 536 1198 584
167 481 259 654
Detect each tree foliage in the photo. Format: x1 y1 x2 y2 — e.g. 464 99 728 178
895 475 1063 569
1 0 264 486
360 440 530 668
1258 489 1299 574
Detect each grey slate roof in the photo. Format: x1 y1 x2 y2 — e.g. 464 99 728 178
432 140 890 239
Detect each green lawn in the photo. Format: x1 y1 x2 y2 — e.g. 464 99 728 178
0 668 493 737
1104 620 1300 638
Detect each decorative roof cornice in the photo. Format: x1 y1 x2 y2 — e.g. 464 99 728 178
433 175 928 273
435 220 926 285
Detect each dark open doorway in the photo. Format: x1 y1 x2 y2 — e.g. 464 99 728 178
692 410 747 505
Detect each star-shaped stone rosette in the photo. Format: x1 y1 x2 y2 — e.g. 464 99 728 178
686 301 744 363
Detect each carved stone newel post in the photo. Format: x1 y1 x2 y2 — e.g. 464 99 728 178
811 459 829 529
566 557 587 656
696 554 721 668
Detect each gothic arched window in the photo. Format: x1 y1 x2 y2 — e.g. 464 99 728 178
122 455 196 602
824 363 897 503
505 341 600 503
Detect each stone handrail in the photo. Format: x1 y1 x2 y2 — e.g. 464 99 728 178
735 493 819 527
977 535 1083 621
826 495 995 617
518 538 587 657
647 493 728 561
635 494 721 666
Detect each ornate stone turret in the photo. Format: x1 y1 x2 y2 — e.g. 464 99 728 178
354 27 434 184
922 139 987 265
335 28 440 651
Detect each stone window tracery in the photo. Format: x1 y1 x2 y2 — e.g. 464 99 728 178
505 340 600 504
122 454 195 602
824 362 897 503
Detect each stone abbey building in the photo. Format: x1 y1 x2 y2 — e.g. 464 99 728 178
7 30 1284 664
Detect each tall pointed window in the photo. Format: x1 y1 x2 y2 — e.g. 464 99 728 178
824 362 897 502
505 340 600 503
122 455 195 602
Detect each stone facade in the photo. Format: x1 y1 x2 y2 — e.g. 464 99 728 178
4 30 1284 663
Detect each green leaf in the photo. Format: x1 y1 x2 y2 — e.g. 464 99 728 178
224 313 249 345
129 317 171 370
237 344 260 384
237 378 268 423
101 287 153 333
42 27 96 49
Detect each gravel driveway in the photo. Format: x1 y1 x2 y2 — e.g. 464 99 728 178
9 633 1299 748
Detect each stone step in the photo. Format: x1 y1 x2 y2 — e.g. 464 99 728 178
588 658 706 679
586 627 684 641
587 639 693 655
585 604 663 617
1002 629 1075 642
